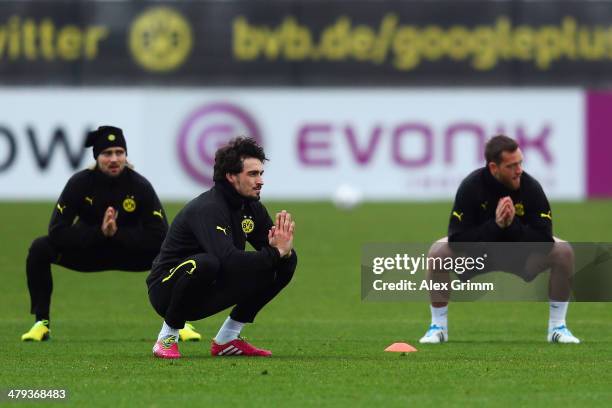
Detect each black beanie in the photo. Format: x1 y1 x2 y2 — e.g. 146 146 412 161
85 126 127 159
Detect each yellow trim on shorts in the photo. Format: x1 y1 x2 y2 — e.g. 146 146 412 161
161 259 197 283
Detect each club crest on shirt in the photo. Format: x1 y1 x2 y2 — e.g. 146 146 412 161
123 196 136 212
241 217 255 234
514 202 525 217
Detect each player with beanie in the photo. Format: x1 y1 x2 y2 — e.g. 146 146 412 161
20 126 199 342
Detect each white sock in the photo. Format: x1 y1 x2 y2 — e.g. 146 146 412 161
157 321 180 341
214 317 245 344
430 305 448 328
549 301 569 330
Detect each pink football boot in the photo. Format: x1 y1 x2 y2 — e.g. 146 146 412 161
153 335 181 359
211 337 272 357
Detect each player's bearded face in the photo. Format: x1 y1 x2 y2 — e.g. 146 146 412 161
97 147 127 177
228 158 264 200
491 148 523 190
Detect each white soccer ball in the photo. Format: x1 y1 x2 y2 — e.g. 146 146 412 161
332 184 363 210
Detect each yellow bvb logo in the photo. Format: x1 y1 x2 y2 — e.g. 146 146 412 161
129 7 193 72
123 196 137 212
108 134 116 141
515 203 525 217
241 218 255 234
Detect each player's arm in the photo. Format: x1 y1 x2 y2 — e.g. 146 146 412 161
246 204 273 250
113 182 169 251
505 181 553 242
48 175 105 248
194 205 281 273
448 182 502 242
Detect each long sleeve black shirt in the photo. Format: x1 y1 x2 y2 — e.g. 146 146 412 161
147 181 282 288
448 167 553 243
48 167 168 252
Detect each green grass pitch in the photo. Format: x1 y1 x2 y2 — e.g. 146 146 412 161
1 201 611 407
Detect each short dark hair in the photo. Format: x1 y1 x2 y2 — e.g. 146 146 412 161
485 135 519 164
213 137 267 182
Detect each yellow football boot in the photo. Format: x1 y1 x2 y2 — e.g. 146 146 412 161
21 320 50 341
179 322 202 342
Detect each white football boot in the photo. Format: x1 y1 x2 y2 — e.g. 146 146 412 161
548 325 580 344
419 324 448 344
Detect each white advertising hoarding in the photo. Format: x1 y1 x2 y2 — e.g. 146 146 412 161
0 88 584 200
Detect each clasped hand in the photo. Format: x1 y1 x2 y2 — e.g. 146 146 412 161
101 207 118 237
268 210 295 258
495 197 515 228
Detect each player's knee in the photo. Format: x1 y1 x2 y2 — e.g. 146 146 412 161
550 241 574 272
276 264 296 288
276 250 298 287
28 236 55 262
286 249 298 267
428 239 453 265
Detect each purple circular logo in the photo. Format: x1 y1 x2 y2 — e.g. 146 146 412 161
177 103 262 186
